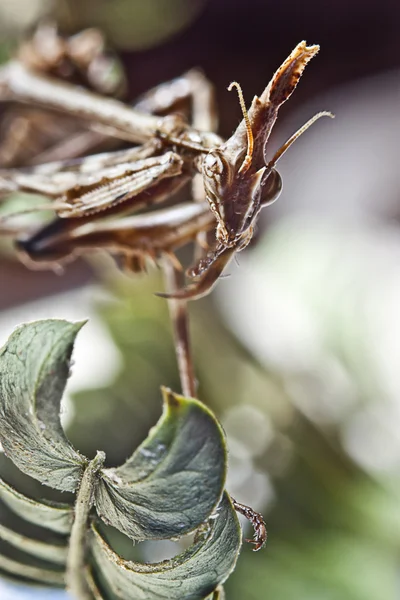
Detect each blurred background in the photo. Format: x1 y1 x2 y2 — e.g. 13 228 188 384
1 0 400 598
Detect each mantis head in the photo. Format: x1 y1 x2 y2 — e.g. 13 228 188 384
164 41 333 301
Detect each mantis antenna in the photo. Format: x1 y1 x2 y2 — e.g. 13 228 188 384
268 111 334 168
228 81 254 173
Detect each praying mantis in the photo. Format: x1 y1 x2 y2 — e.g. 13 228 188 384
0 32 333 550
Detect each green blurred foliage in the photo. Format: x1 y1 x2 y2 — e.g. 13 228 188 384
0 0 207 50
56 0 207 50
68 274 180 464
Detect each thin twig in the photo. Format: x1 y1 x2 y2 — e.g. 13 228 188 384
162 258 196 397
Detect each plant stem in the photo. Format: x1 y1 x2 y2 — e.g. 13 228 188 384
66 451 105 600
162 260 197 398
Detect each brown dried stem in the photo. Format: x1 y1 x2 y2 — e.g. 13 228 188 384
162 258 197 398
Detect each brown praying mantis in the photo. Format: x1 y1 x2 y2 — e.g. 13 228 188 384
0 35 333 550
0 39 332 300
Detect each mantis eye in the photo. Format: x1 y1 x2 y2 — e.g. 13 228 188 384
260 169 282 207
203 151 224 178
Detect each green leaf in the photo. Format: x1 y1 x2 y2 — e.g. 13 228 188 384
0 477 73 534
0 523 67 565
0 320 238 596
0 320 87 491
206 587 225 600
0 553 65 586
86 568 108 600
95 388 227 541
90 492 241 600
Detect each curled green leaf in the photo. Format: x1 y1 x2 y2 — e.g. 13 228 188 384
0 477 73 534
90 492 241 600
0 320 87 491
0 319 239 597
0 553 65 586
95 387 227 541
206 587 225 600
0 523 67 565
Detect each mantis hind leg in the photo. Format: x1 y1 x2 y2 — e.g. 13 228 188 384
134 69 217 132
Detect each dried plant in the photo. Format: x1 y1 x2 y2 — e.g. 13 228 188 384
0 320 240 598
